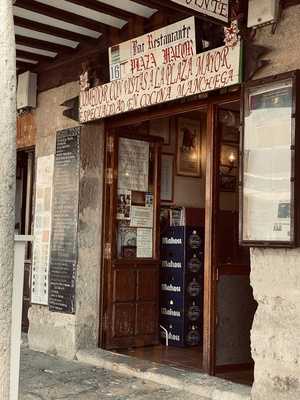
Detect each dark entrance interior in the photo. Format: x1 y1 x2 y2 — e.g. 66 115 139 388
101 99 256 386
15 148 35 332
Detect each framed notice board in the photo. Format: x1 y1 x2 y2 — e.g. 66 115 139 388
240 71 300 247
49 127 80 313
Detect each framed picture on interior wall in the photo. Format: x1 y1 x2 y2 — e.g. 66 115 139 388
219 110 240 143
176 117 201 177
149 118 171 145
161 153 174 203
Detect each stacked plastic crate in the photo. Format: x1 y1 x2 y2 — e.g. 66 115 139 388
160 225 204 347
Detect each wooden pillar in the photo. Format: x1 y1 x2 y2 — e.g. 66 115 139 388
0 0 16 398
203 103 218 374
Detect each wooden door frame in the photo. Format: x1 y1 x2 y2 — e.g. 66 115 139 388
99 91 241 374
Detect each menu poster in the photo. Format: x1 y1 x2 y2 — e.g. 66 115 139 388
130 206 153 228
118 222 137 258
31 155 55 305
49 127 80 314
242 80 293 242
137 228 153 258
118 138 149 192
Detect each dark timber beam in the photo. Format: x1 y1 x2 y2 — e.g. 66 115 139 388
16 49 55 63
14 15 99 44
129 0 169 14
16 59 37 70
66 0 139 22
14 0 118 34
15 34 74 53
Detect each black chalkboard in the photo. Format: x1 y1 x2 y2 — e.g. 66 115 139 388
49 127 80 314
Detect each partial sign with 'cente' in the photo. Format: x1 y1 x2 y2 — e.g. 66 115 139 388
109 17 196 81
170 0 229 23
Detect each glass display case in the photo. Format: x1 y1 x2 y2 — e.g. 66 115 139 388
240 71 300 247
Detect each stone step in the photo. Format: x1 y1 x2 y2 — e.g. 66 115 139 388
76 348 252 400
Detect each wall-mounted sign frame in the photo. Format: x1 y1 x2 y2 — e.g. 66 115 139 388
49 127 80 313
169 0 231 25
240 71 300 247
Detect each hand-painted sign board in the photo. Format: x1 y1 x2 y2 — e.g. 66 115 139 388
80 42 241 123
109 17 196 81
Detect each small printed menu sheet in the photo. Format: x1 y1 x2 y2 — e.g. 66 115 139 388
242 79 293 242
137 228 153 258
118 138 149 191
130 206 153 228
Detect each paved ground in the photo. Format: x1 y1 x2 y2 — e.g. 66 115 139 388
20 348 206 400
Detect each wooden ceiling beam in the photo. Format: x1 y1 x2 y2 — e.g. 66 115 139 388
16 59 37 70
149 0 197 16
127 0 165 13
66 0 138 22
15 34 74 53
16 49 55 63
14 0 118 34
14 15 98 44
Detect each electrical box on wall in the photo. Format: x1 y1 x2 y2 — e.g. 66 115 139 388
247 0 280 28
17 71 37 110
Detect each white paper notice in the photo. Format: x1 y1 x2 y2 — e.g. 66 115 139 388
130 206 153 228
137 228 153 258
243 81 292 242
118 138 149 192
31 155 54 305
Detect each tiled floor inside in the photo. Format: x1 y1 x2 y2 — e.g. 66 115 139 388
119 345 203 371
117 345 254 386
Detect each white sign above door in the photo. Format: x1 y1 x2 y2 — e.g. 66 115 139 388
170 0 230 23
109 17 196 81
79 41 241 123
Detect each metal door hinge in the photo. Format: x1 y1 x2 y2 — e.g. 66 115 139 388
107 136 114 153
106 168 113 185
104 242 111 259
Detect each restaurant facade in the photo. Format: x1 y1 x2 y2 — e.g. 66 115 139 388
15 1 300 399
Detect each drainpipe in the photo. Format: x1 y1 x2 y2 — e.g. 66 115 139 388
0 0 17 398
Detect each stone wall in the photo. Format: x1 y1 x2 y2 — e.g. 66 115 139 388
252 5 300 80
249 5 300 399
28 82 105 358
